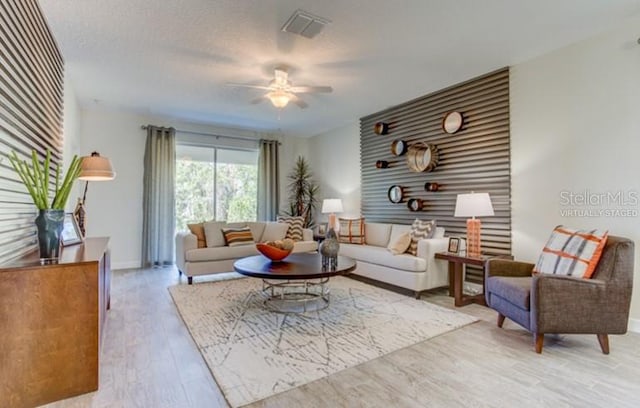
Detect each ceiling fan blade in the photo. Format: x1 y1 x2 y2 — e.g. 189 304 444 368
226 83 273 91
289 85 333 93
290 94 308 109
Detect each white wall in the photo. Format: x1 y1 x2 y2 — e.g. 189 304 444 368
79 108 147 269
308 123 361 224
62 78 82 212
510 15 640 323
78 106 308 268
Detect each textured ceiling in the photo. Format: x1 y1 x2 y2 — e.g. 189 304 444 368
39 0 640 137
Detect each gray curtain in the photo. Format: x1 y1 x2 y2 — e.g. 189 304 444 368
142 126 176 267
257 139 280 221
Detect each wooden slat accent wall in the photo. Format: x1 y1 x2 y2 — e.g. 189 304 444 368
0 0 64 264
360 68 511 260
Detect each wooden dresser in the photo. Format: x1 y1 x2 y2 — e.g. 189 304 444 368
0 237 111 408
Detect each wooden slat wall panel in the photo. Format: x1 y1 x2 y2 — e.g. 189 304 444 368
0 0 63 265
360 68 511 272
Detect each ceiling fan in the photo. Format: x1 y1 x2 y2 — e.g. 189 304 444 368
227 67 332 109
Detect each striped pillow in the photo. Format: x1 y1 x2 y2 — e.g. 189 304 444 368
534 226 608 279
407 219 436 255
339 217 365 244
221 227 254 247
277 216 304 241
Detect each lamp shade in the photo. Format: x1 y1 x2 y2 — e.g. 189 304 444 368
78 152 116 181
321 198 343 214
454 192 494 217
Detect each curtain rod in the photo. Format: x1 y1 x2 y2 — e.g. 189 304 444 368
140 125 279 144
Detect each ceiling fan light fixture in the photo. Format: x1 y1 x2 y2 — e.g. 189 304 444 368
267 90 291 108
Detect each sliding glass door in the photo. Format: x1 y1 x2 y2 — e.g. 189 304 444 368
175 144 258 230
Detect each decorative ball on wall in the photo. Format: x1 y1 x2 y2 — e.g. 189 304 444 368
390 140 408 156
442 111 464 134
425 182 439 192
374 122 390 135
375 160 389 169
406 142 439 172
407 198 423 212
387 185 404 203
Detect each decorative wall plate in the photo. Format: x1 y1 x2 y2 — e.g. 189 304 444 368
442 111 463 134
387 185 403 203
407 198 423 212
406 142 439 172
391 140 407 156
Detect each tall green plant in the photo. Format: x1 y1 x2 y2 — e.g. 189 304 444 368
285 156 319 228
8 149 82 210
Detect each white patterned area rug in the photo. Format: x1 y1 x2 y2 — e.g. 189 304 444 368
169 276 478 407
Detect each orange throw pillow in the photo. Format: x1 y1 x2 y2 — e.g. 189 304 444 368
187 223 207 248
533 226 608 279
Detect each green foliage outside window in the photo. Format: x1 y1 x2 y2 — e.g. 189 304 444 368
175 156 257 230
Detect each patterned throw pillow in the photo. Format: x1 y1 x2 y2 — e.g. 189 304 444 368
407 219 436 255
187 222 207 248
221 227 254 247
534 226 608 279
338 218 365 244
277 216 304 241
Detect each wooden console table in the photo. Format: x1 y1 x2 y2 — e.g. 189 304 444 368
435 251 510 307
0 237 111 408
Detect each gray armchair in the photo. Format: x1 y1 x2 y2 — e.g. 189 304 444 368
485 235 634 353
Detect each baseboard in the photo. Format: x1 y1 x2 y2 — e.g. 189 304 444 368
112 260 141 270
629 318 640 333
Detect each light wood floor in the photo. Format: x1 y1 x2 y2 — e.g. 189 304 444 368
43 267 640 408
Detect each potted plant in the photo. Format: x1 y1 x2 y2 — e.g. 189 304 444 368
284 156 319 229
9 149 82 261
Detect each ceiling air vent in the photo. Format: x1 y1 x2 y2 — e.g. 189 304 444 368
281 9 330 39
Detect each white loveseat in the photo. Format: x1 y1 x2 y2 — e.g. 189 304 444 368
175 221 317 284
338 222 450 298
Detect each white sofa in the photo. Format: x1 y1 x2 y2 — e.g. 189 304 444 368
339 222 450 298
175 221 318 284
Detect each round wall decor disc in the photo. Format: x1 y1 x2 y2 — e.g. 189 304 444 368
425 182 439 192
406 142 439 172
390 140 407 156
407 198 423 212
374 122 389 135
442 111 463 134
388 185 404 203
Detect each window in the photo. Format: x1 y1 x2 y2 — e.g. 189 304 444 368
175 144 258 230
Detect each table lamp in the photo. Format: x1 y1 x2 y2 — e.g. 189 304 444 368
321 198 343 233
75 152 116 236
454 192 494 257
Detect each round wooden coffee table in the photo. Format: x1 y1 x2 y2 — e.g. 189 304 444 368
233 253 356 313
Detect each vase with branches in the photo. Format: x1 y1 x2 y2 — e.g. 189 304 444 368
284 156 319 229
9 149 82 261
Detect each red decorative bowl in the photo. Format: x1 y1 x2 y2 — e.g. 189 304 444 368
256 243 292 262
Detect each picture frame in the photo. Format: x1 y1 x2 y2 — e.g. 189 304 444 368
61 213 83 246
317 223 327 235
448 237 460 254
